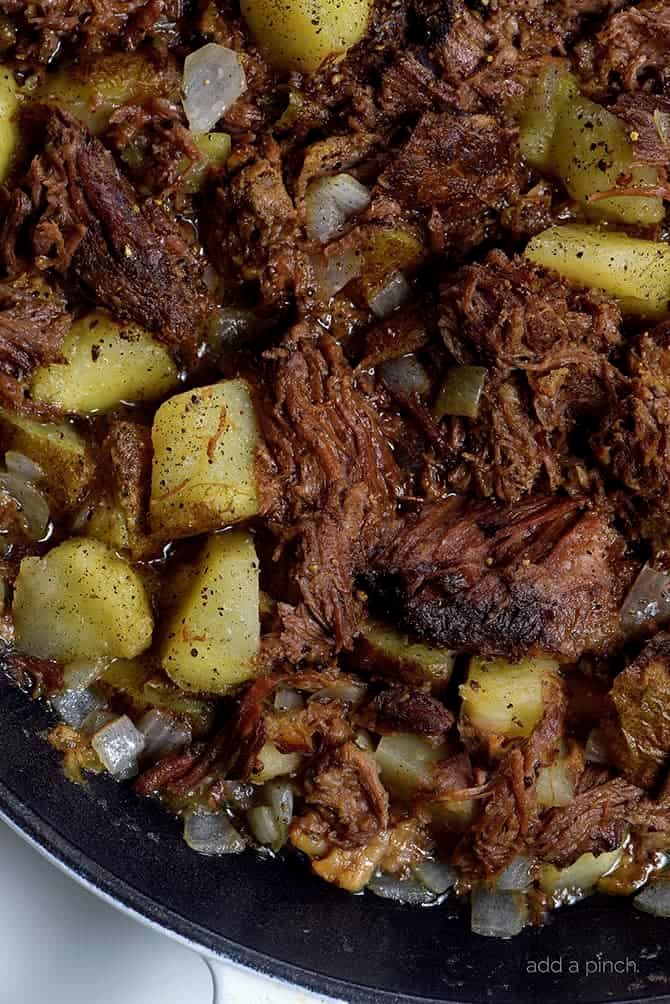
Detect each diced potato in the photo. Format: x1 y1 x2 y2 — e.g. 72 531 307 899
0 410 94 511
552 95 663 226
31 310 177 414
428 798 479 834
240 0 371 71
375 733 449 799
83 496 131 552
150 379 261 539
100 658 215 735
536 742 581 808
358 227 423 303
355 619 455 691
250 741 303 783
539 847 624 896
525 225 670 318
518 62 578 172
13 538 154 662
459 656 560 743
0 65 18 183
36 52 180 135
161 530 260 693
183 132 232 193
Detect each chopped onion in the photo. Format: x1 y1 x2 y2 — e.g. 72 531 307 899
413 859 457 895
310 249 362 300
184 810 245 856
137 708 192 761
52 687 105 729
305 174 371 243
379 354 431 399
91 714 145 780
536 758 575 808
247 805 281 847
585 727 610 764
263 779 293 830
5 451 44 482
216 780 255 810
368 873 436 905
63 657 109 691
369 273 411 318
470 887 528 938
0 471 50 539
314 680 367 705
354 728 374 751
274 688 304 712
435 366 487 420
621 563 670 633
182 43 247 133
495 856 533 892
80 708 116 736
634 876 670 916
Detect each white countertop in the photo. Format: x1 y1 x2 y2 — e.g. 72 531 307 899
0 820 324 1004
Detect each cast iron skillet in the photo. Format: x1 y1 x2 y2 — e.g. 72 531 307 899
1 672 669 1004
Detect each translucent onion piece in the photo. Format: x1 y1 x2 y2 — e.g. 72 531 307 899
379 355 431 399
368 873 436 905
5 451 44 482
63 657 110 691
52 687 105 729
495 856 534 892
182 44 247 133
634 876 670 916
470 887 528 938
369 272 411 319
585 727 610 764
621 563 670 633
80 709 116 736
314 680 367 705
263 779 294 830
184 810 246 856
274 687 305 712
91 714 145 780
216 780 256 810
536 757 575 808
310 249 362 299
305 174 371 243
413 859 458 895
137 708 192 761
247 805 281 847
435 366 487 420
0 471 50 539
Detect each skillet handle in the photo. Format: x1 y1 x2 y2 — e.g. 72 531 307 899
205 958 344 1003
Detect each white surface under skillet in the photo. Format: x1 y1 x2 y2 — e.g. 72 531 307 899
0 819 337 1004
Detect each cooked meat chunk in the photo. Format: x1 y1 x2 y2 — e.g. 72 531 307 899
586 0 670 94
297 741 389 848
102 419 153 557
452 674 565 876
0 648 63 695
379 113 521 255
0 273 69 379
604 634 670 790
363 495 636 661
258 330 401 663
363 686 454 738
612 94 670 165
534 776 643 867
4 107 210 360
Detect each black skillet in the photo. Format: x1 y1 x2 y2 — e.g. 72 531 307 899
1 671 669 1003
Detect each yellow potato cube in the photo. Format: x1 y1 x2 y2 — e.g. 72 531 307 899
240 0 370 71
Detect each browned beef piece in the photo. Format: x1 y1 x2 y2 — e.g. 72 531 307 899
257 330 401 663
438 251 623 501
612 94 670 165
211 136 298 310
534 776 644 867
298 741 389 848
134 747 204 796
585 0 670 94
363 495 636 661
378 113 522 255
102 419 153 557
593 326 670 508
4 106 210 360
452 674 565 876
603 635 670 790
0 649 64 696
379 53 457 120
362 686 454 738
0 273 69 379
4 0 166 65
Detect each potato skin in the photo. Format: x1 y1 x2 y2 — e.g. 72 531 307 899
13 538 154 663
0 65 19 183
240 0 371 71
161 530 260 694
150 379 261 540
31 310 177 414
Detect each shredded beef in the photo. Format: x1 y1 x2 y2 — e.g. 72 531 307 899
534 776 644 867
612 94 670 165
0 273 69 379
102 419 153 557
603 634 670 790
0 649 63 695
363 495 636 661
4 106 210 360
258 330 401 663
298 741 389 848
362 686 454 738
586 0 670 95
